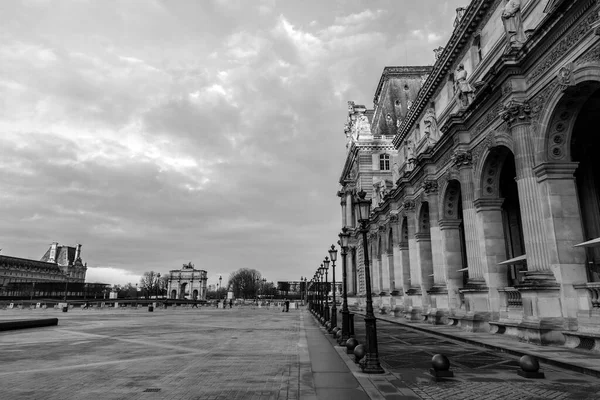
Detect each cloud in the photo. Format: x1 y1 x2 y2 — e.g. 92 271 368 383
0 0 469 285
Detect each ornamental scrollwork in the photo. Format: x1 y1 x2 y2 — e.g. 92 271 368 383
451 150 473 168
422 180 439 194
403 200 416 211
499 100 531 128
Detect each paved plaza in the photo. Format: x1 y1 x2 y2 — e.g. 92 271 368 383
1 307 600 399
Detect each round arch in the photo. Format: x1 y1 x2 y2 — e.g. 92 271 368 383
537 64 600 164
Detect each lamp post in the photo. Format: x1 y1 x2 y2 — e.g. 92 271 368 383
318 266 324 320
218 275 222 302
338 227 351 344
328 245 338 333
354 189 384 374
323 256 330 328
156 273 161 300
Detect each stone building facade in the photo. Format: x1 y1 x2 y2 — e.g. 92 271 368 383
0 242 87 297
167 263 207 300
338 0 600 347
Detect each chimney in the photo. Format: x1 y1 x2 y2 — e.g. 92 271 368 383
75 244 82 261
49 242 58 263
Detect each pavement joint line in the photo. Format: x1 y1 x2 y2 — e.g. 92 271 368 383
354 310 600 379
0 352 203 376
51 328 214 354
298 314 318 400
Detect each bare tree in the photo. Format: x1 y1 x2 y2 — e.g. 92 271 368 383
140 271 161 299
228 268 262 299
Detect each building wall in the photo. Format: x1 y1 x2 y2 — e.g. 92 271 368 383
338 0 600 344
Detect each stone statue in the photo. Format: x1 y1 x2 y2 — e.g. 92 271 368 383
423 108 439 146
357 114 370 135
502 0 527 48
405 140 416 172
392 162 400 185
385 113 394 133
454 64 475 107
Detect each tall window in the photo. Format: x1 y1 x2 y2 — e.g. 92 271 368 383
379 154 390 170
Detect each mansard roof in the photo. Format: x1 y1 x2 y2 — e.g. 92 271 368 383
0 255 63 273
393 0 495 147
40 245 77 266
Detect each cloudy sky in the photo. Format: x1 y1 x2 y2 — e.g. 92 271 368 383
1 0 468 286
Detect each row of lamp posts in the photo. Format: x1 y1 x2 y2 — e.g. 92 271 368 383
308 189 384 374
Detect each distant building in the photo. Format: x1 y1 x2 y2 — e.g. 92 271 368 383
167 263 207 300
0 242 87 297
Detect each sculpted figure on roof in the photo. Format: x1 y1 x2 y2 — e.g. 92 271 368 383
423 108 439 146
454 64 475 108
502 0 527 49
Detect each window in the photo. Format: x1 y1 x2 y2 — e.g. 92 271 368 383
379 154 390 170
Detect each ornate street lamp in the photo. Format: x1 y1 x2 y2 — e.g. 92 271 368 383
318 265 324 320
323 256 330 328
354 189 385 374
328 244 338 333
338 227 351 344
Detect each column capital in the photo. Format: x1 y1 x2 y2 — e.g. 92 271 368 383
474 197 504 211
402 200 416 212
499 99 531 128
389 214 400 224
452 149 473 168
533 161 579 183
422 179 439 194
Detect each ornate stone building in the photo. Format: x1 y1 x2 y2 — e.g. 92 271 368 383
0 242 87 297
338 0 600 347
167 263 207 300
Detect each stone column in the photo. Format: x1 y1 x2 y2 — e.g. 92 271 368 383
405 202 420 288
534 162 587 323
379 227 390 293
501 101 552 280
424 180 445 286
438 219 464 310
390 214 400 293
339 191 347 227
455 151 486 283
473 198 509 317
346 191 354 228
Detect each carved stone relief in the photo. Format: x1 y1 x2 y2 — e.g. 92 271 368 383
499 100 531 128
501 0 527 51
528 10 600 84
451 150 473 168
454 64 475 108
557 62 575 91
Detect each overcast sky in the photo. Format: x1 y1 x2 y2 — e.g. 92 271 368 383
1 0 468 286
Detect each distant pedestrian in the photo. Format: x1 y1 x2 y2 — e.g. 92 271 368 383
229 299 233 309
285 299 290 312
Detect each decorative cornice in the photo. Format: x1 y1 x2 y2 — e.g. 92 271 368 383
393 0 497 148
527 2 599 85
499 100 531 128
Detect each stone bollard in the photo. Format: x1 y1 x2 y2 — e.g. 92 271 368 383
331 327 340 338
353 344 365 364
429 354 454 380
517 355 545 379
346 337 359 355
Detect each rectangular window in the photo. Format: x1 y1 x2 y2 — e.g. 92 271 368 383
379 154 390 170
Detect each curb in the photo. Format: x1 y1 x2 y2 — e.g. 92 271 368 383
0 318 59 332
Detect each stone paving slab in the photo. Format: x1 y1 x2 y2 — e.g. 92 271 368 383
0 307 306 400
356 311 600 378
349 312 600 400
